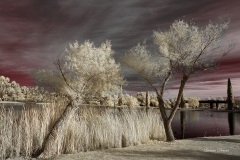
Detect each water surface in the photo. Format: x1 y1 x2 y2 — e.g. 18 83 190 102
170 110 240 139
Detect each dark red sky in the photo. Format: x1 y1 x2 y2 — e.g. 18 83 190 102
0 0 240 98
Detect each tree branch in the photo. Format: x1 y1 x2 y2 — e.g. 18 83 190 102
168 75 188 121
56 59 81 95
160 71 172 96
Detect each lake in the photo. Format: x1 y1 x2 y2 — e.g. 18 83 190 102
170 110 240 139
1 102 240 140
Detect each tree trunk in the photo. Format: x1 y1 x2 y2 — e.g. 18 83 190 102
157 96 175 142
157 75 188 142
162 119 175 141
33 101 79 158
180 94 185 108
168 75 188 124
146 91 150 108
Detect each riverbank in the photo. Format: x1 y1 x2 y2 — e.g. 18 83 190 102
24 135 238 160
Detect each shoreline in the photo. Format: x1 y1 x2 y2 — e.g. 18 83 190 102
37 135 240 160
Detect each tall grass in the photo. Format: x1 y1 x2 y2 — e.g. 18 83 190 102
0 103 165 159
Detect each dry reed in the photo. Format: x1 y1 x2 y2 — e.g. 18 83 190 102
0 102 165 159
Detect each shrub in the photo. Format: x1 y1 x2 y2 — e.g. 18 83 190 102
150 98 159 107
187 97 200 108
136 92 145 106
121 94 139 107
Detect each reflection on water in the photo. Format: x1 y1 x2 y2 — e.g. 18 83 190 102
170 110 240 139
228 112 235 135
180 111 186 139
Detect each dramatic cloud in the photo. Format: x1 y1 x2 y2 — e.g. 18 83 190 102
0 0 240 98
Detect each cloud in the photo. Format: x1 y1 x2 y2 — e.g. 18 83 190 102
0 0 239 98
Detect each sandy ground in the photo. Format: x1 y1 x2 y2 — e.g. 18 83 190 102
40 135 240 160
8 135 240 160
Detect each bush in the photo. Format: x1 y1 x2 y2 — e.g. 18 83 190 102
164 98 176 108
136 92 145 106
187 97 200 108
150 98 159 107
121 94 139 107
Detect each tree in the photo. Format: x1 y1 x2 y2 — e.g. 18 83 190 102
122 20 233 141
0 76 25 101
227 78 234 110
0 76 11 100
33 40 124 157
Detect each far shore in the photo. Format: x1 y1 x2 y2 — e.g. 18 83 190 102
164 108 240 113
1 101 240 113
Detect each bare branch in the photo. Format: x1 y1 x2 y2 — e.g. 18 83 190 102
56 58 81 94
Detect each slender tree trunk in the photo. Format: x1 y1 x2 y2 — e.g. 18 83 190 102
157 96 175 141
157 75 189 142
180 93 185 108
169 75 189 124
33 100 79 158
162 119 175 141
146 91 150 108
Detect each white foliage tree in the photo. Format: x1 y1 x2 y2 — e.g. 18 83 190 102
33 40 124 157
34 40 123 101
122 20 233 141
0 76 54 102
0 76 24 101
0 76 11 100
0 75 52 102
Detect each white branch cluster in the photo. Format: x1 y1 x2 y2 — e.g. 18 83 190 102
33 40 124 101
122 44 170 85
122 19 231 100
153 20 229 74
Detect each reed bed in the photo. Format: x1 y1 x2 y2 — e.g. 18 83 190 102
0 103 165 159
